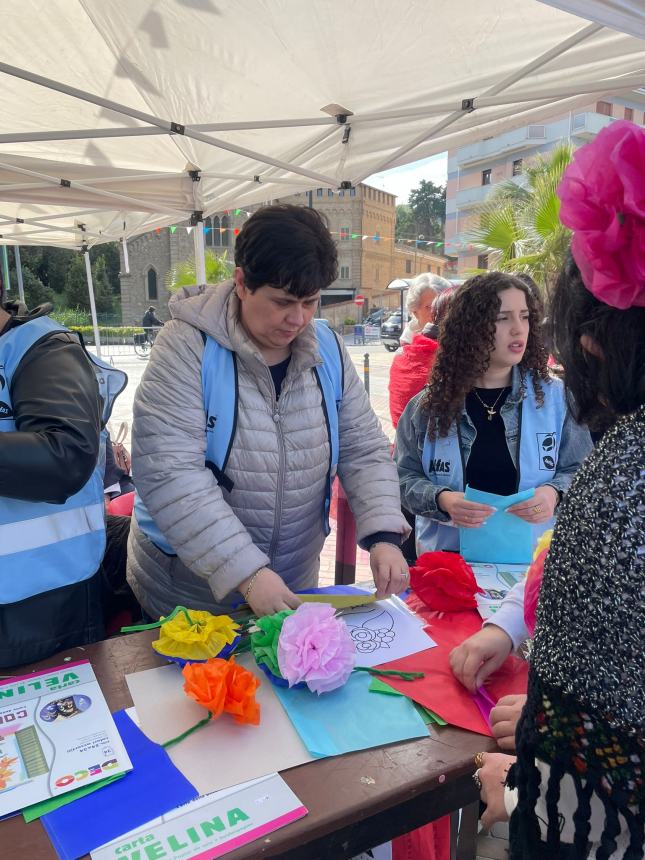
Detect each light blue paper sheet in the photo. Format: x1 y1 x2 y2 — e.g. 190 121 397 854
273 672 428 758
459 485 535 564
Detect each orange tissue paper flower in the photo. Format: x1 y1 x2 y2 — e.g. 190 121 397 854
182 657 261 726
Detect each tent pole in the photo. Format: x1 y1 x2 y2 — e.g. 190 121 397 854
14 246 25 304
355 20 603 180
83 250 102 358
1 246 10 298
193 220 206 286
121 238 130 275
0 62 339 187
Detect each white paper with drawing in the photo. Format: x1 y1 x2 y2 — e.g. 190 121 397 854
339 597 435 667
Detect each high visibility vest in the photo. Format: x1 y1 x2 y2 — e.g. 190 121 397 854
418 378 566 553
135 320 344 555
0 315 127 602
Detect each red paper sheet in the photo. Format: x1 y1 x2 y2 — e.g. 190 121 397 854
375 597 529 736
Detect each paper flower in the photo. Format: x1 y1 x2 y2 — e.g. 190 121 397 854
409 551 484 611
277 603 356 694
524 529 552 637
250 609 294 679
182 657 260 725
557 120 645 309
152 609 240 661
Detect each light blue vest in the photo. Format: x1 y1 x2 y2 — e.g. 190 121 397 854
135 320 344 555
418 380 566 553
0 315 127 603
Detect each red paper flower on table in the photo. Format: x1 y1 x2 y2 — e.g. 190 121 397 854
557 120 645 310
182 657 260 725
409 551 484 612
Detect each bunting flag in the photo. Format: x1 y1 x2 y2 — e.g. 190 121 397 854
170 225 177 234
186 226 193 234
155 227 161 234
204 226 211 234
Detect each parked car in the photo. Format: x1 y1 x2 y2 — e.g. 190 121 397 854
363 308 386 326
381 310 405 351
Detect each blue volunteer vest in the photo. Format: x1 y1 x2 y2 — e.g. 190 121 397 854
0 315 127 603
418 378 566 553
135 320 344 555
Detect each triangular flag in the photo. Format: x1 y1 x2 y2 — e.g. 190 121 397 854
234 228 240 236
234 209 241 216
170 225 177 234
186 226 193 234
155 227 161 234
204 226 211 234
362 235 368 240
351 233 359 239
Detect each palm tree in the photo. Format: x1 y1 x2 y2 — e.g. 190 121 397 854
165 249 233 292
465 143 573 292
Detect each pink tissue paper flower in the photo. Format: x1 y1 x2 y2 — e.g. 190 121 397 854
557 119 645 309
277 603 356 694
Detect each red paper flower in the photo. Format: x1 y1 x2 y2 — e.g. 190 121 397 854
557 120 645 309
410 551 484 611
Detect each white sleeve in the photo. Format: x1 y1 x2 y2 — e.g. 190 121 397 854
483 580 528 650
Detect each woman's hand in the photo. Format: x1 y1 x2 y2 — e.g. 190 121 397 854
449 625 513 691
507 485 558 524
239 568 301 616
490 694 527 752
478 752 515 830
370 543 409 599
437 491 495 528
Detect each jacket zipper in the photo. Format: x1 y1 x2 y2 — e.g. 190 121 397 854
267 366 285 566
515 400 523 492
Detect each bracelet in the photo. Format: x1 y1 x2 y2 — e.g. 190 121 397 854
242 568 264 602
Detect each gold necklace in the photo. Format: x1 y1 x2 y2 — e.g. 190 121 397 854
472 387 508 421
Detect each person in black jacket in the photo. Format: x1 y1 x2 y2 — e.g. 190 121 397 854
0 300 106 667
142 306 164 343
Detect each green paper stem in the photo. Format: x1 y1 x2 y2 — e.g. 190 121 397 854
161 711 213 749
121 605 194 633
354 667 425 681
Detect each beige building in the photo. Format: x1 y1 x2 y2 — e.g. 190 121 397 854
119 183 450 323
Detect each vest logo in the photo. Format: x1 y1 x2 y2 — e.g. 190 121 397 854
206 414 217 431
536 432 557 471
0 373 5 390
429 458 451 474
0 400 13 420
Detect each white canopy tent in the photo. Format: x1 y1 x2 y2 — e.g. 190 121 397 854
0 0 643 298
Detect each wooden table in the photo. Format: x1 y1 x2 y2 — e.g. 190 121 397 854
1 632 496 859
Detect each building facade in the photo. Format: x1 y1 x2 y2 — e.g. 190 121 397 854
444 94 645 273
119 184 448 323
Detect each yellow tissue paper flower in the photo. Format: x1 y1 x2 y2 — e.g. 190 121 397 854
533 529 553 562
152 610 240 661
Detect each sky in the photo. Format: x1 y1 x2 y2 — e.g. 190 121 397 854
364 152 448 204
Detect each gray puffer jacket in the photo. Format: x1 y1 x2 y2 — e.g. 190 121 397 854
127 280 407 617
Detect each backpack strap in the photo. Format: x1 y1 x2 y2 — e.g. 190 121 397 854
313 321 344 535
201 333 238 493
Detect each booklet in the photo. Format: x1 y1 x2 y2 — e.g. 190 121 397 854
470 562 527 619
91 773 307 860
0 660 132 817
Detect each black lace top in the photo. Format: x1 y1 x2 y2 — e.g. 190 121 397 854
509 405 645 859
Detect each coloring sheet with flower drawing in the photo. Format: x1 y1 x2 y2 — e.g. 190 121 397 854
339 597 436 668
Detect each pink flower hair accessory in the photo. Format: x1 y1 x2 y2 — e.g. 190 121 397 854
277 602 356 694
557 120 645 310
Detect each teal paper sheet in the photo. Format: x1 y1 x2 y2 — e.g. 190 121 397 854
460 485 535 564
273 672 428 758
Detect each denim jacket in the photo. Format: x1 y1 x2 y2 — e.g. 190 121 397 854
394 367 593 525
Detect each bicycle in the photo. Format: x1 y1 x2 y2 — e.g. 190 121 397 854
133 327 161 359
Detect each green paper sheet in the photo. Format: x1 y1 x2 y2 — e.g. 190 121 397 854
22 774 124 822
369 677 404 696
369 678 448 725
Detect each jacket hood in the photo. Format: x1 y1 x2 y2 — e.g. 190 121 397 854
168 279 323 370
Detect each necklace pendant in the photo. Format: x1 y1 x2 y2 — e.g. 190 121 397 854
487 408 496 420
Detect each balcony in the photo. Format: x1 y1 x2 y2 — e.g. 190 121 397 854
456 124 548 167
455 172 527 211
571 111 615 140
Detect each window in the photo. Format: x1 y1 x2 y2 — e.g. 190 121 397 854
211 215 221 247
221 215 231 247
512 158 523 176
596 101 612 116
624 107 634 122
146 268 158 301
405 259 412 274
374 266 380 283
328 189 334 197
340 265 350 279
477 254 489 271
350 188 356 197
340 226 350 241
204 216 213 247
482 169 491 186
339 190 344 197
316 188 323 197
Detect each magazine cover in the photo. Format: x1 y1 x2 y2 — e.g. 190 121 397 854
0 660 132 816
